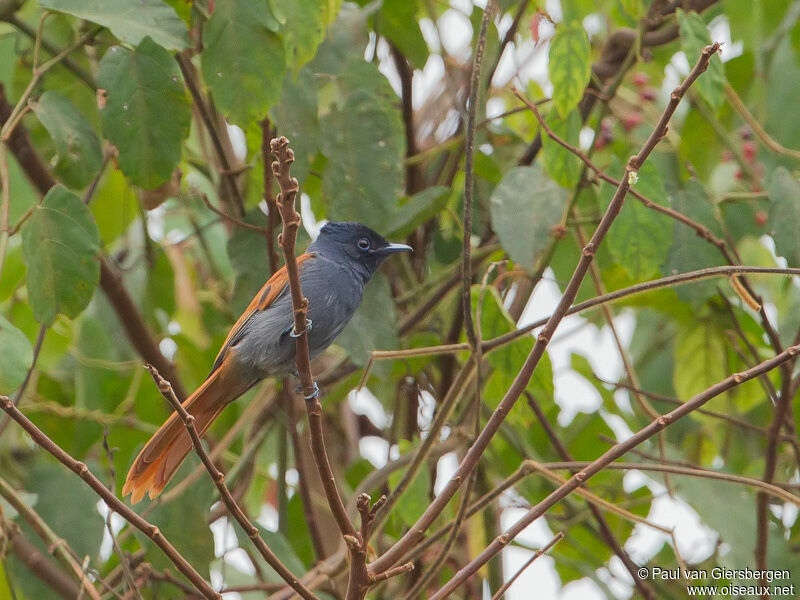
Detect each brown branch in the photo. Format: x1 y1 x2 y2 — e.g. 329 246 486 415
144 365 319 600
0 85 189 401
175 52 245 216
489 532 563 600
517 0 719 166
0 395 219 599
429 343 800 598
389 44 421 195
285 386 327 561
369 42 720 578
0 475 102 600
3 524 81 600
270 136 370 596
260 117 280 275
199 193 266 234
526 394 655 599
99 259 188 400
461 4 491 349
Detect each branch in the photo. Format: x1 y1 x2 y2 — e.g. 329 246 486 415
144 364 319 600
461 4 491 348
270 137 372 596
0 85 189 401
0 475 102 600
368 42 720 577
2 524 81 600
429 343 800 598
0 396 219 599
526 394 655 599
489 532 563 600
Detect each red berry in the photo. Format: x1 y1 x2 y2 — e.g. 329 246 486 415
721 150 733 162
739 126 753 140
734 169 743 180
639 88 657 102
633 72 649 87
622 113 643 131
742 141 757 163
754 211 768 226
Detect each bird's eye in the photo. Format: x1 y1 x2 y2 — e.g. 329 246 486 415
357 237 371 251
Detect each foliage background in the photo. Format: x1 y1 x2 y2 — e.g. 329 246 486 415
1 0 800 598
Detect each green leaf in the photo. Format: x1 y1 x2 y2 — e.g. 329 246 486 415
98 38 191 188
606 163 672 280
548 21 591 117
490 164 567 270
0 315 33 393
32 91 102 190
39 0 188 50
541 110 583 188
768 167 800 267
202 0 286 126
336 272 398 368
676 9 725 111
319 70 405 228
663 182 725 304
271 69 319 184
381 0 428 68
21 186 100 325
278 0 339 72
673 319 726 400
388 186 450 237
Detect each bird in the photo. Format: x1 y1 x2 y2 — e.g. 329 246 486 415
123 221 411 503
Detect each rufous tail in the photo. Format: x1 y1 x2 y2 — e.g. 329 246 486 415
122 358 248 503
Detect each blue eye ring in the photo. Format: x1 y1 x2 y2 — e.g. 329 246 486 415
357 237 370 251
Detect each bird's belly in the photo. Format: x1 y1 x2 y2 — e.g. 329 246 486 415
235 271 362 377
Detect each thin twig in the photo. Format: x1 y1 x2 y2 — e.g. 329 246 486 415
144 364 319 600
369 41 721 579
526 393 655 599
0 324 46 436
429 343 800 598
490 532 563 600
461 3 491 348
0 395 219 599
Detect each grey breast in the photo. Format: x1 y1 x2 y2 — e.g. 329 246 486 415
234 256 366 377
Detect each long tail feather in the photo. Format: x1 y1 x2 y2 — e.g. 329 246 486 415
123 356 249 503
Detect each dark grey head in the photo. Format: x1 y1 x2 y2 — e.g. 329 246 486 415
308 221 411 279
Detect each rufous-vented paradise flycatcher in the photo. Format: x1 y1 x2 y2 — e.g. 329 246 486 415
123 222 411 503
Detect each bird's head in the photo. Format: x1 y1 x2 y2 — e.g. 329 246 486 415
310 221 412 277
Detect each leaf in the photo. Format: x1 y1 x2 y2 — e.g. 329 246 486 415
98 38 191 189
336 272 398 368
548 21 591 117
388 186 450 237
202 0 286 126
540 110 583 188
768 167 800 267
319 72 405 229
381 0 428 68
663 182 725 304
490 164 567 270
271 69 319 184
39 0 188 50
606 163 672 280
0 315 33 393
32 91 103 189
673 319 726 400
676 9 725 111
21 186 100 325
277 0 339 72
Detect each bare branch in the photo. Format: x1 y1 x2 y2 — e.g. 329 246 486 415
0 395 219 599
144 364 319 600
